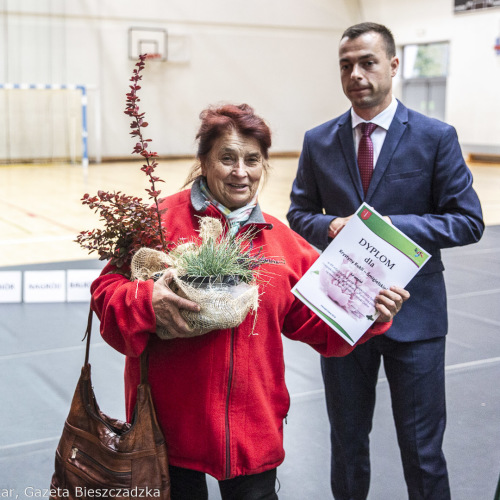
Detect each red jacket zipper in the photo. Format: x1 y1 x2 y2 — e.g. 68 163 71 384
225 328 235 479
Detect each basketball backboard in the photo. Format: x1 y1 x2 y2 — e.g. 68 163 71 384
128 27 167 61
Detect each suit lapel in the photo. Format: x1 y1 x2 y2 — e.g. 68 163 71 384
337 112 364 201
366 102 409 201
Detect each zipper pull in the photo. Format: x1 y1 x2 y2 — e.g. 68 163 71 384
71 447 78 459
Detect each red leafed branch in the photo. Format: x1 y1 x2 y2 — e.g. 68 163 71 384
75 54 169 268
124 54 167 252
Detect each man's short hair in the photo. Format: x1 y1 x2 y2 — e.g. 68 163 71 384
341 22 396 58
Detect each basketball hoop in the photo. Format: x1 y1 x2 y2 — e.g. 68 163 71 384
144 53 163 61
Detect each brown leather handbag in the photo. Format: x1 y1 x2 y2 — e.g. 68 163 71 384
50 308 171 499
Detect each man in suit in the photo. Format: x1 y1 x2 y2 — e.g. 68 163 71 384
287 22 484 500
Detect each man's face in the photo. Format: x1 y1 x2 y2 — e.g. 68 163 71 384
339 31 399 119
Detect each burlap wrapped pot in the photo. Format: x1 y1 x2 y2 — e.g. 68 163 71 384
130 247 259 339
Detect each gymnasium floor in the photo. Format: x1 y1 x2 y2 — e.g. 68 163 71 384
0 158 499 499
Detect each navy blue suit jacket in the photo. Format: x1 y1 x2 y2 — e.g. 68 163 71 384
287 101 484 342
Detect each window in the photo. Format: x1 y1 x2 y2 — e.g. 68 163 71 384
402 42 450 120
403 43 449 79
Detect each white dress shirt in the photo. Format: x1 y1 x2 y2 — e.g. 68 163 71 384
351 96 398 168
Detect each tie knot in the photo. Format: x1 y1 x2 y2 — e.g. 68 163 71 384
360 122 377 137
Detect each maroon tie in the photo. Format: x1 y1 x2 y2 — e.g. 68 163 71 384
358 122 378 195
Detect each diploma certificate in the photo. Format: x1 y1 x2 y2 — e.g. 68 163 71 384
292 203 431 345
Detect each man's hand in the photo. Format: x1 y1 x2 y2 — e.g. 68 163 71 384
374 286 410 323
328 216 353 239
152 268 201 338
328 214 392 239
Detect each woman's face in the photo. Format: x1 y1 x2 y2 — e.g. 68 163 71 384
201 129 264 210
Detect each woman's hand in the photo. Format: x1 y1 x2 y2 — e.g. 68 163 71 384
374 286 410 323
152 268 201 338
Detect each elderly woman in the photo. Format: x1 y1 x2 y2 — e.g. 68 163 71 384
91 104 409 500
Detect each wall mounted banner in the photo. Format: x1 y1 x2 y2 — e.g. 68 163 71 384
66 269 101 302
0 271 22 303
454 0 500 13
0 269 101 303
24 270 66 303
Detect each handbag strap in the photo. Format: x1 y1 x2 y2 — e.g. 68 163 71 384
83 306 149 384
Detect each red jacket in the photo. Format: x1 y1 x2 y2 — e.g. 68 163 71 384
90 183 390 480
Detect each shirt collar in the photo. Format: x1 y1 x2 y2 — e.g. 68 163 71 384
351 96 398 131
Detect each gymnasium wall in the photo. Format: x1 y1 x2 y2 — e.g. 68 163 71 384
0 0 360 161
360 0 500 155
1 1 499 161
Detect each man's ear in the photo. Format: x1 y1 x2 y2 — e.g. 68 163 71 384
391 56 400 77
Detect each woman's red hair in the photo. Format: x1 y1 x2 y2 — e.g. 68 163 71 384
184 103 272 186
